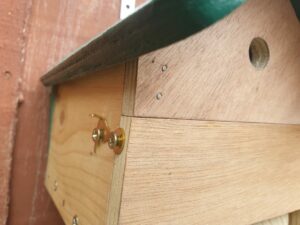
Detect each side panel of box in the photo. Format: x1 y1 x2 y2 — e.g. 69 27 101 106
134 0 300 124
45 65 125 225
119 117 300 225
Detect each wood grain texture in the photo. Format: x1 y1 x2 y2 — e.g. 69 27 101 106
289 211 300 225
122 59 138 116
135 0 300 124
107 116 131 225
120 4 291 225
0 0 28 224
119 118 300 225
45 65 124 225
8 1 121 225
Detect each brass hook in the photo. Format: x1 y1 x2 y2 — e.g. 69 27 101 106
90 114 110 153
90 114 125 154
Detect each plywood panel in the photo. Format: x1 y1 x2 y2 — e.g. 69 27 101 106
135 0 300 124
122 59 138 116
120 118 300 225
45 65 124 225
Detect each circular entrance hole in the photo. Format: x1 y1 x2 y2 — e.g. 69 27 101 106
249 37 270 69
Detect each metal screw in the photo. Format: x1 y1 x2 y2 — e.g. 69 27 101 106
92 128 104 143
108 133 118 149
53 180 58 191
156 92 163 100
162 64 168 72
108 128 125 154
72 216 79 225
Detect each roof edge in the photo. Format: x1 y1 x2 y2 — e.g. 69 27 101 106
41 0 246 86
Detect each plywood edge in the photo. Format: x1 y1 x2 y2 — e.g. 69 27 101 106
106 116 132 225
289 211 300 225
122 59 138 117
44 89 57 197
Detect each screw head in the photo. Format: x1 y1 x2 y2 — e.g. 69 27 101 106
108 128 125 154
162 64 168 72
92 128 103 143
72 216 79 225
53 180 58 191
108 133 118 149
156 92 163 100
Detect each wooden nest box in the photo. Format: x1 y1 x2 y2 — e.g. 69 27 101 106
42 0 300 225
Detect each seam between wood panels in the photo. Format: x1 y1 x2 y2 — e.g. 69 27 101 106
122 115 300 126
106 116 132 225
121 59 138 117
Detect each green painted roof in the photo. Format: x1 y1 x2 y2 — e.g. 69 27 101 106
41 0 246 86
291 0 300 20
